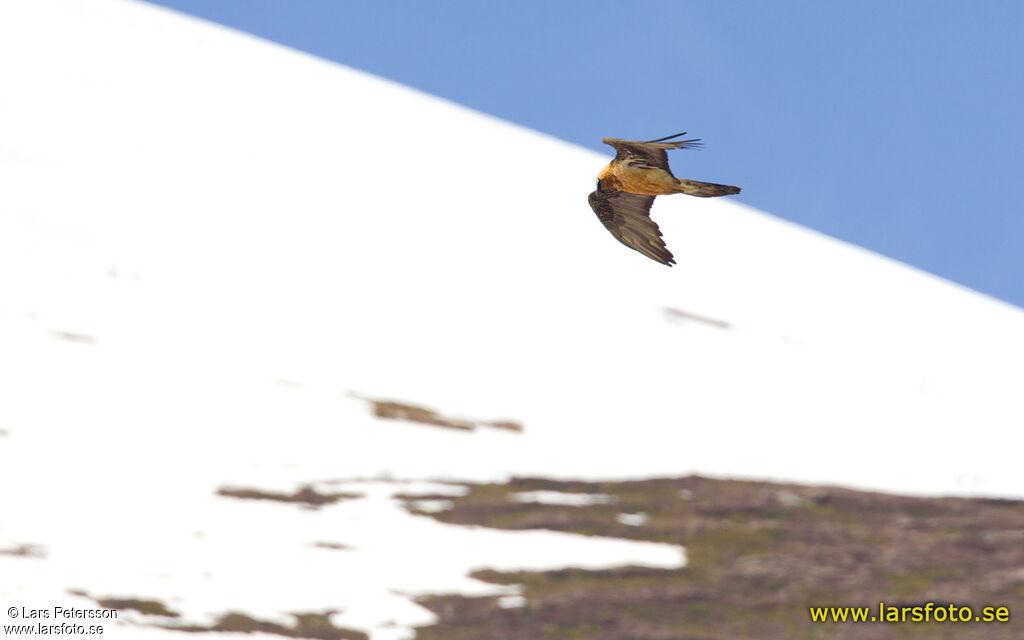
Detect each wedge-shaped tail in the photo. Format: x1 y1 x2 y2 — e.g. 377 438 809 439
674 178 742 198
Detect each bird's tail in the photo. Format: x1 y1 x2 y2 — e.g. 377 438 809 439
674 178 742 198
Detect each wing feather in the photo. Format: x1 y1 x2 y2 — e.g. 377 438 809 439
588 190 674 266
602 136 703 175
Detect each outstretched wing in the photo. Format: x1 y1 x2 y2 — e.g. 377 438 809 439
602 134 703 175
588 190 674 266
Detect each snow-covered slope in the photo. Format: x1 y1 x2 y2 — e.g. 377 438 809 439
2 1 1023 638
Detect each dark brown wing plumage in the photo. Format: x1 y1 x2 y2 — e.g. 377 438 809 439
602 133 703 176
588 189 674 266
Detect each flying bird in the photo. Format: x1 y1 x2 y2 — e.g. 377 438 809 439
589 132 741 266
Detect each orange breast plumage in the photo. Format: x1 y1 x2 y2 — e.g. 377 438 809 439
613 165 679 196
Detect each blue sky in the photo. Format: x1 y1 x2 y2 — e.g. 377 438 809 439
148 0 1023 308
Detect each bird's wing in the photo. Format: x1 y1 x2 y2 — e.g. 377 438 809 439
602 136 703 174
588 190 674 266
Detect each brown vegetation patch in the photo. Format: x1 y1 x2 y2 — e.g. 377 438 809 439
354 394 523 433
411 475 1024 639
0 543 45 558
68 591 180 617
167 611 367 640
216 485 362 508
